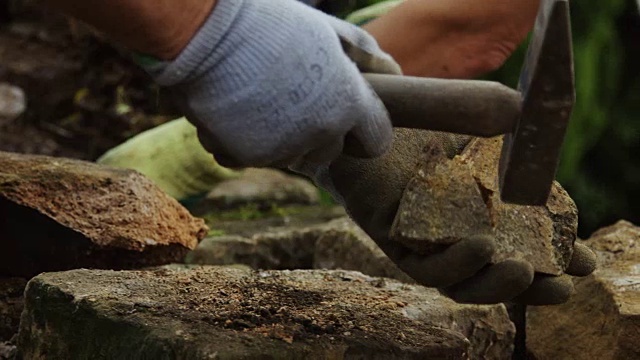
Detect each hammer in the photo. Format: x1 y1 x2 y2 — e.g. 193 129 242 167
362 0 574 206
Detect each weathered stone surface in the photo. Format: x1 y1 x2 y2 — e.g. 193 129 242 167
527 220 640 360
187 217 412 283
18 268 477 359
312 218 414 283
0 151 208 277
391 144 493 253
0 278 26 342
580 220 640 266
193 168 320 214
202 205 347 239
185 222 516 359
0 83 25 126
391 137 577 275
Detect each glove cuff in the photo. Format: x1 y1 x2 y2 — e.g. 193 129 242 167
142 0 244 86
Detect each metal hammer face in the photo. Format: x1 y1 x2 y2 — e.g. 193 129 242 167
498 0 575 205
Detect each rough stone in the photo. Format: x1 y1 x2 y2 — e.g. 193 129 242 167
580 220 640 266
202 205 347 239
391 144 493 253
185 220 516 359
18 267 515 359
0 278 26 342
187 217 412 283
527 220 640 360
312 218 414 283
193 168 320 214
391 136 577 275
0 83 25 126
0 151 208 277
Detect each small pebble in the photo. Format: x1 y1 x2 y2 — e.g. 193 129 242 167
0 83 26 125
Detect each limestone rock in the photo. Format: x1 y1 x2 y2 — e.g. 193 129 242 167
580 220 640 266
391 137 577 275
184 221 515 358
312 218 413 283
186 235 261 268
391 144 493 253
0 151 208 277
186 217 412 283
201 204 346 239
527 220 640 360
193 168 320 213
0 278 26 342
18 268 468 359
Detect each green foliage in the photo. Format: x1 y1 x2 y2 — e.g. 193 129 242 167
202 203 298 222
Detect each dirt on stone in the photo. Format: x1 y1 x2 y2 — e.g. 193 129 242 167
19 267 469 359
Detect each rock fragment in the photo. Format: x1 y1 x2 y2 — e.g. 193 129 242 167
312 218 414 283
193 168 320 214
186 217 412 283
0 83 25 126
579 220 640 266
18 267 515 359
391 136 577 275
391 143 493 253
527 220 640 359
0 151 208 277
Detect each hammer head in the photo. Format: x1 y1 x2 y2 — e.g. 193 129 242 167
499 0 575 205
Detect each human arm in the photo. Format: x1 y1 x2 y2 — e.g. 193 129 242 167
363 0 540 78
43 0 400 168
42 0 216 60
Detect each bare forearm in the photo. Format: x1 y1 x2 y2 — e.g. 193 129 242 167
42 0 216 59
364 0 539 78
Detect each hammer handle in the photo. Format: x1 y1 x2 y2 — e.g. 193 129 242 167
363 73 521 137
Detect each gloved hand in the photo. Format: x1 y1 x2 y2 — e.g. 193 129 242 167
142 0 401 169
314 129 597 305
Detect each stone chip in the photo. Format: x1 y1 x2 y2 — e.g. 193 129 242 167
192 168 320 214
391 136 577 275
0 151 208 277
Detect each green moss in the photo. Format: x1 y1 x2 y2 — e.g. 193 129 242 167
201 203 293 223
200 203 340 232
206 228 226 237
